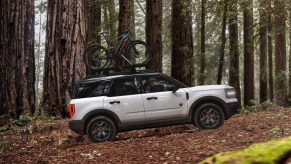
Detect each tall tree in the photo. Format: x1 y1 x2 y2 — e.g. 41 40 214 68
268 1 274 101
259 0 268 103
172 0 194 86
146 0 163 72
243 0 254 105
108 0 116 38
86 0 101 45
217 0 228 85
42 0 86 117
199 0 206 85
117 0 133 66
0 0 36 118
274 0 287 106
289 5 291 104
228 0 241 105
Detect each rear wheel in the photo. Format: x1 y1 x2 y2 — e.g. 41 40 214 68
125 40 151 65
83 45 111 70
86 116 117 142
194 103 225 130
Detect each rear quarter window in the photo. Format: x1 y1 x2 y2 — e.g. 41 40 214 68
72 80 112 99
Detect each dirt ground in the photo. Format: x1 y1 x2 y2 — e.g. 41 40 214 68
1 108 291 163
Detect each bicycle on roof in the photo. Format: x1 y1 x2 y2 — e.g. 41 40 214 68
83 31 151 70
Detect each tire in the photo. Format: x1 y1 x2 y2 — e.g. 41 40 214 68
194 103 225 130
86 116 117 143
83 45 111 70
125 40 151 65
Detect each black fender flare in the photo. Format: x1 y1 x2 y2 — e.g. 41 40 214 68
82 109 121 132
188 96 226 122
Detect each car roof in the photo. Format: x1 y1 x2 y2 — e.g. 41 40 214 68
78 70 160 83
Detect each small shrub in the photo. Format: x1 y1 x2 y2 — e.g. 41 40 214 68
240 100 276 114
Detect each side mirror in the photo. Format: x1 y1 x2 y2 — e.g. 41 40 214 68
172 87 179 93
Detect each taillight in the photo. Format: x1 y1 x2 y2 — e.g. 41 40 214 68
68 104 75 118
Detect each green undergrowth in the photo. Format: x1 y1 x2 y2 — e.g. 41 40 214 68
0 112 59 132
240 100 277 114
200 137 291 164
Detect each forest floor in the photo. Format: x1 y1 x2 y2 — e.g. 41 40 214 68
1 108 291 163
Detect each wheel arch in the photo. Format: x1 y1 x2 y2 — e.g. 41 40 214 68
83 109 121 134
188 96 227 122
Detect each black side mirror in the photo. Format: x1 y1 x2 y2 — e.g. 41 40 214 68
172 87 179 93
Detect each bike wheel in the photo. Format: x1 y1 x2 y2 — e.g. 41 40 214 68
84 45 111 70
125 40 151 65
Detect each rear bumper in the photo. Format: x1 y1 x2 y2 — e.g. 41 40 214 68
224 102 239 119
69 120 85 135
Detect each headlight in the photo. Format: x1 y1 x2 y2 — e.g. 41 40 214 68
225 88 236 98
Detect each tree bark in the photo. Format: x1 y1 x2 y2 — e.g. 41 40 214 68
171 0 194 86
268 1 274 101
217 0 227 85
42 0 86 117
243 0 255 105
228 0 241 106
108 0 116 39
117 0 133 66
0 0 36 118
86 0 101 45
259 0 268 103
274 0 287 106
199 0 206 85
146 0 163 72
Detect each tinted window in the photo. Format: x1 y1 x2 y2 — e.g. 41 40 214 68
73 80 112 98
138 75 178 93
111 78 140 96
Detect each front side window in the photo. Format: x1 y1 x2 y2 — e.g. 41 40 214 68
110 78 140 96
138 75 178 93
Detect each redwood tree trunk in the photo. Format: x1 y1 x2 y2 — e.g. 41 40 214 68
146 0 163 72
171 0 194 86
217 0 227 85
274 0 287 106
42 0 86 117
243 0 255 105
259 1 268 103
86 0 101 45
199 0 206 85
0 0 36 118
108 0 116 38
117 0 133 66
268 2 274 101
228 0 241 105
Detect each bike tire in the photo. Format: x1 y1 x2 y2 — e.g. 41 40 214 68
83 45 111 70
125 40 151 65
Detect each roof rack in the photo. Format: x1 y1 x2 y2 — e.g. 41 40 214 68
90 64 151 76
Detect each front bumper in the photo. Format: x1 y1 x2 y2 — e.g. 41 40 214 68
224 102 239 119
69 120 85 135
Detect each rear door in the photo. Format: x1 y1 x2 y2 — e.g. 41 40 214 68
138 75 188 121
103 77 145 124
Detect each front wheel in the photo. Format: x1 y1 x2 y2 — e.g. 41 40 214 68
125 40 151 65
86 116 117 143
194 103 225 130
83 45 111 70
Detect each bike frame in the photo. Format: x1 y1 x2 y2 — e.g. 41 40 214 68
100 33 133 65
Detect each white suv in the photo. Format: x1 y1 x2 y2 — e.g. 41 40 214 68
68 70 238 142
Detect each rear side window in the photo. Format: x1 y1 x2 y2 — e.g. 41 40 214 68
73 80 112 99
110 78 140 96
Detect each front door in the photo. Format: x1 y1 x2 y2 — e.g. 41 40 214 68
104 77 145 124
137 75 188 121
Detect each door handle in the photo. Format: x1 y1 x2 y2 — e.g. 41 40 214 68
147 97 157 100
109 101 120 104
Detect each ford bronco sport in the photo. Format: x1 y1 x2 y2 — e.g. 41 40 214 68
68 70 238 142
